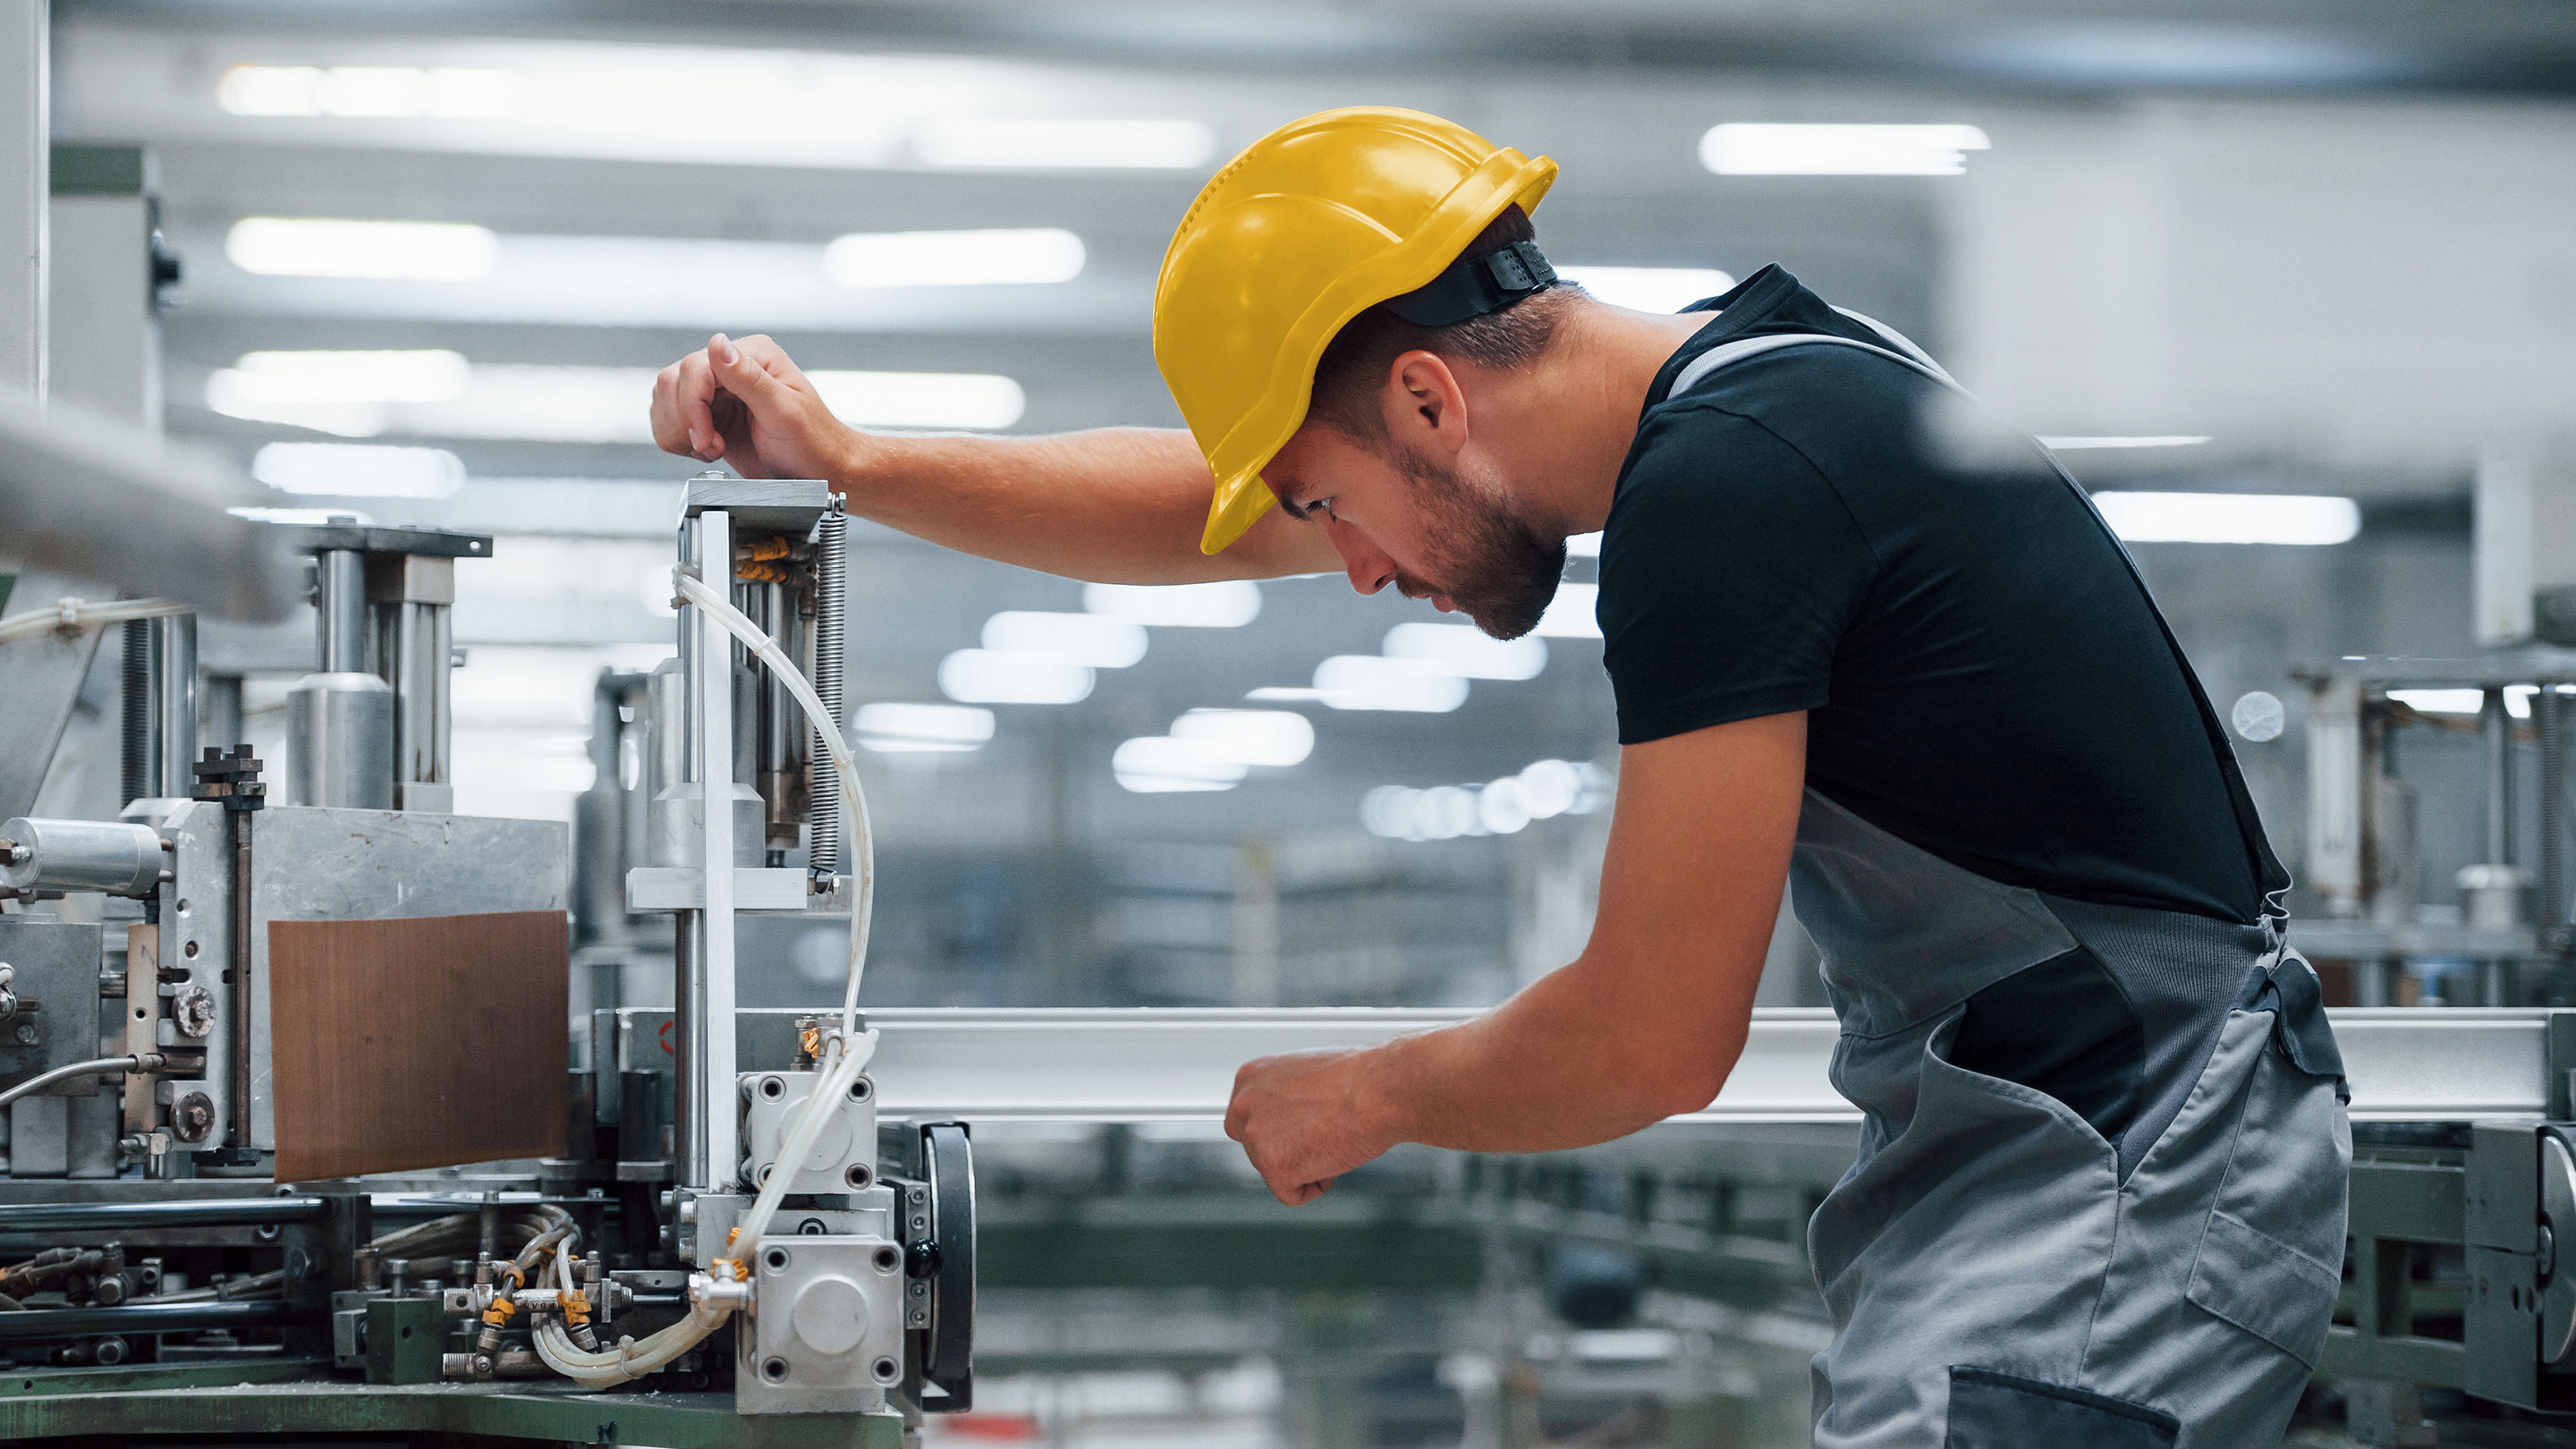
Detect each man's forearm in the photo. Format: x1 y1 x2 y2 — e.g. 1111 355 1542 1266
837 427 1333 584
1358 952 1750 1156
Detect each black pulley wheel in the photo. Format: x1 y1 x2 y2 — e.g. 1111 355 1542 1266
921 1121 975 1411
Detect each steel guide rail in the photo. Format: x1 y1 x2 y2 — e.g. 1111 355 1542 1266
842 1007 2557 1124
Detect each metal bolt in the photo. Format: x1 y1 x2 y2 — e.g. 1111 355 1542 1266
13 1021 34 1046
284 1248 310 1280
173 1094 214 1142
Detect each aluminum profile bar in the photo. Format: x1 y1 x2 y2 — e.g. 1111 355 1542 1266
678 508 740 1191
844 1007 2558 1125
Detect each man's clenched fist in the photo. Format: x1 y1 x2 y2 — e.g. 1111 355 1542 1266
1223 1047 1403 1206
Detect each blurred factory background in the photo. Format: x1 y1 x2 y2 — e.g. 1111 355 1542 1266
18 1 2576 1442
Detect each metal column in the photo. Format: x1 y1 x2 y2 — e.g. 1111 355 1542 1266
677 508 740 1192
0 0 45 402
151 612 196 798
318 549 366 674
2484 688 2518 869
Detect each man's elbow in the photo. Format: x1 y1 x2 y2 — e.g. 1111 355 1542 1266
1631 1053 1738 1122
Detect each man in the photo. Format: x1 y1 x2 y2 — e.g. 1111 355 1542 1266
653 107 2348 1448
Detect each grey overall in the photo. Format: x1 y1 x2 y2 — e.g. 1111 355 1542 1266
1672 327 2352 1448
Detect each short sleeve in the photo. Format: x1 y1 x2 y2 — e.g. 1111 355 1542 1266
1597 403 1879 745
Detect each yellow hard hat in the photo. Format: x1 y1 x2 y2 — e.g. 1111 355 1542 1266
1154 106 1557 555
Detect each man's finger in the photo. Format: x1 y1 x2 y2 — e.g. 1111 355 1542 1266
654 351 724 462
708 332 796 415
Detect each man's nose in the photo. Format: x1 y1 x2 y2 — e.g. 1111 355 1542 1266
1332 524 1397 597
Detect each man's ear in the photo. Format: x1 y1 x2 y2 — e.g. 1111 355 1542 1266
1382 349 1469 457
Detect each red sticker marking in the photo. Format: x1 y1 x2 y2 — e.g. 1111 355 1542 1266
658 1019 675 1055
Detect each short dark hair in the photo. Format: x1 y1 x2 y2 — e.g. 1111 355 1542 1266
1307 206 1577 442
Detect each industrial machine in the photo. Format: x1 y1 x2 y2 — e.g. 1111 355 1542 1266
2298 655 2576 1005
0 478 972 1445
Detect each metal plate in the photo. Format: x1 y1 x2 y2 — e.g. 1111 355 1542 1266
267 910 568 1182
0 613 105 822
248 806 568 1148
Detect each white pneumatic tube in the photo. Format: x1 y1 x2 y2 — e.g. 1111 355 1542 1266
525 566 882 1393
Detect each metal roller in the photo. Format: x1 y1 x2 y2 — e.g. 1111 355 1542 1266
0 815 166 895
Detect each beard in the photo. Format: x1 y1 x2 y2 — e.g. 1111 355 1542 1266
1391 445 1566 640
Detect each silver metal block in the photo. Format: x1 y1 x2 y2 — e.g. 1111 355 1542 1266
0 919 109 1092
285 672 394 809
740 1233 906 1415
645 783 764 869
740 1068 877 1195
630 867 813 914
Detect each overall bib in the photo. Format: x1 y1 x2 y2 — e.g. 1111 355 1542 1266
1671 325 2353 1448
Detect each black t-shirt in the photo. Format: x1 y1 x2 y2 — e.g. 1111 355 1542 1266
1597 265 2286 925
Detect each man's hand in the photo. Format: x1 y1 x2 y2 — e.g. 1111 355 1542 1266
1224 1048 1402 1205
650 333 858 481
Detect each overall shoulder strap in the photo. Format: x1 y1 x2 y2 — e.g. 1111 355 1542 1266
1665 308 1958 401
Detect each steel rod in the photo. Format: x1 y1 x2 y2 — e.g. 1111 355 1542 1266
228 799 252 1154
0 1196 329 1231
0 1299 303 1342
2484 688 2517 867
152 612 197 801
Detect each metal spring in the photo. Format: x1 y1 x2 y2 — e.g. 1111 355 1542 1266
121 619 152 804
808 505 847 877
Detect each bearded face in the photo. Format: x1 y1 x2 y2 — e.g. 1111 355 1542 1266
1391 442 1567 640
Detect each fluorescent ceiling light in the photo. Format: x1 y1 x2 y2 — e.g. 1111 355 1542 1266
1513 758 1585 820
218 64 517 119
2385 687 2536 719
2038 435 2212 451
911 118 1217 171
227 349 470 403
226 216 498 281
1382 623 1546 681
1113 735 1246 793
981 611 1147 668
1700 123 1991 176
938 648 1093 706
1309 656 1468 714
205 358 1021 441
2386 689 2485 716
824 228 1085 289
1083 580 1262 628
809 371 1026 431
252 441 465 498
1170 708 1313 768
226 505 374 525
1557 266 1734 314
1361 759 1607 841
854 700 994 753
2089 492 2359 546
1532 582 1601 640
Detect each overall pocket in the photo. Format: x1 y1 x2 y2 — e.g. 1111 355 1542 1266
2180 1006 2352 1367
1945 1366 2178 1449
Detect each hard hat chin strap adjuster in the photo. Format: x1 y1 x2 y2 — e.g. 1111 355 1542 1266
1381 239 1558 328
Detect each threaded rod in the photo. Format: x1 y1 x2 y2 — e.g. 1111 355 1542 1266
120 620 153 805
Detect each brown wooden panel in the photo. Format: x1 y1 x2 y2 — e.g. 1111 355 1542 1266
267 910 568 1182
